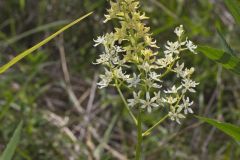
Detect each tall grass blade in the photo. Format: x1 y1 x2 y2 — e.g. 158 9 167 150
224 0 240 25
0 122 23 160
196 116 240 142
0 12 93 74
197 45 240 75
2 20 69 45
217 29 235 56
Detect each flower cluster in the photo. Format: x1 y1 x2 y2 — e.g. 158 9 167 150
94 0 199 124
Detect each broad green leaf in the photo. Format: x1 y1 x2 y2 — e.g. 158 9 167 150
0 12 93 74
196 116 240 142
0 122 23 160
217 29 235 56
197 45 240 75
224 0 240 25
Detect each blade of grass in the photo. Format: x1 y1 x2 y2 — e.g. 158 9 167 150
0 12 93 74
224 0 240 25
2 20 69 45
216 29 235 56
197 45 240 75
0 122 23 160
195 116 240 142
94 112 120 159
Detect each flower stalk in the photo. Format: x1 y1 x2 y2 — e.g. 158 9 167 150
142 114 169 137
136 108 142 160
115 83 138 125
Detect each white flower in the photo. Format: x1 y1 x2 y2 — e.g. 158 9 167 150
94 53 111 64
140 92 159 113
168 108 185 124
152 83 162 89
156 53 175 68
144 36 159 48
181 78 199 93
97 68 113 88
112 55 121 65
127 73 141 88
103 14 111 23
164 41 180 55
93 35 105 47
156 58 168 68
164 85 182 94
154 91 163 106
174 25 184 37
114 45 125 52
181 67 195 78
186 40 197 54
139 62 152 72
149 71 161 82
127 91 141 107
145 78 162 89
174 62 184 77
114 67 130 80
177 97 194 114
162 96 178 105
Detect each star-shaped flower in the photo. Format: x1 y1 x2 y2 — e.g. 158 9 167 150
127 73 141 88
140 92 159 113
174 25 184 37
164 85 182 94
162 96 178 105
168 108 185 124
177 96 194 114
93 35 105 47
181 78 199 93
164 41 180 55
186 40 197 54
127 91 141 107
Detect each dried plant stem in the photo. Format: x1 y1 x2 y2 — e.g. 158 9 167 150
142 114 168 137
116 84 138 125
135 109 142 160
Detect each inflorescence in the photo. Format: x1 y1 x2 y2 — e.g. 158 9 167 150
94 0 199 124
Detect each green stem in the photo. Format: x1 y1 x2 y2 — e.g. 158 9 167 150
135 109 142 160
116 84 138 125
142 114 168 137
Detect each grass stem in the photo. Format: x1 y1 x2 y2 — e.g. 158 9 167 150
135 109 142 160
116 85 138 125
142 114 168 137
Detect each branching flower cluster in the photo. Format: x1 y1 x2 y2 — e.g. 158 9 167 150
94 0 199 124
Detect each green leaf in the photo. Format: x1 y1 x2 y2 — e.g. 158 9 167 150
216 29 235 56
224 0 240 25
197 45 240 75
0 122 23 160
0 12 93 74
196 116 240 142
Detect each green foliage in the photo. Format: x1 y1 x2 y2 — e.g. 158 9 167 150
196 2 240 146
196 116 240 142
197 46 240 75
0 122 23 160
224 0 240 25
217 29 235 56
0 12 92 74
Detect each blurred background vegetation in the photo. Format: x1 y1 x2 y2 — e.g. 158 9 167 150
0 0 240 159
